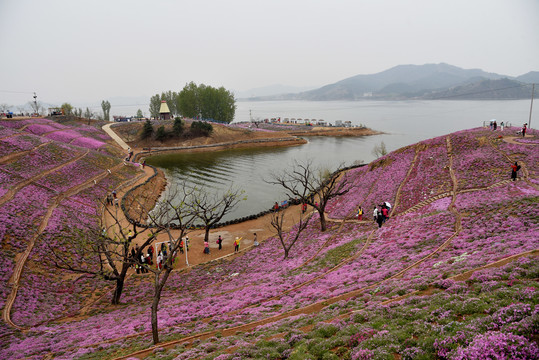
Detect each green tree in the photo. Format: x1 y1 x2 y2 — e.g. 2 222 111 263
61 103 74 116
149 94 161 118
142 119 154 139
83 107 94 119
101 100 111 121
190 121 213 136
177 82 235 123
177 82 200 119
149 92 179 119
372 141 388 158
172 117 184 136
155 125 167 142
136 109 144 119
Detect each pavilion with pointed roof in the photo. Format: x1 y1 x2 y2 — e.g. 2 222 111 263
159 100 171 120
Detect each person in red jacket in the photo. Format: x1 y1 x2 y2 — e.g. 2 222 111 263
510 162 521 181
381 205 389 223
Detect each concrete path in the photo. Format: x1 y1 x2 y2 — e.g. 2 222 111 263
102 123 130 150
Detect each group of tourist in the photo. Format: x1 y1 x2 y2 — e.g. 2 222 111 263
489 120 505 131
488 121 529 137
106 190 119 207
521 123 528 137
355 202 391 228
129 241 178 273
373 202 392 228
125 147 134 162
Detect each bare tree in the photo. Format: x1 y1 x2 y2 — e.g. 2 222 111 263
0 103 12 112
189 186 245 243
46 198 160 305
142 185 198 345
27 100 42 115
270 207 312 259
267 159 353 231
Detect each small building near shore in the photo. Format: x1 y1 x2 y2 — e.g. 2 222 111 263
159 101 171 120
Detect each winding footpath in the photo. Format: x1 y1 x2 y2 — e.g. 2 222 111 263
1 122 146 330
4 124 536 358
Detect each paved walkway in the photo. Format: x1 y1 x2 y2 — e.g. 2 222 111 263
102 123 130 150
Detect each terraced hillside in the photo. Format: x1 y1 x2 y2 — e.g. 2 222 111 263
0 118 141 333
0 122 538 360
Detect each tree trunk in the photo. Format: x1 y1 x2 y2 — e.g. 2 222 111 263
151 269 172 345
204 226 211 243
151 273 161 345
111 262 130 305
319 210 327 232
111 278 124 305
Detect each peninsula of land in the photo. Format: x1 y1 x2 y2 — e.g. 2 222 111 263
110 119 381 155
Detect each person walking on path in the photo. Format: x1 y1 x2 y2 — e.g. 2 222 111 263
203 241 210 254
500 121 504 131
141 253 148 273
148 245 154 261
357 206 363 221
376 208 384 228
373 206 378 223
381 205 389 223
217 235 223 250
179 239 184 254
522 123 527 137
253 233 259 247
511 162 521 181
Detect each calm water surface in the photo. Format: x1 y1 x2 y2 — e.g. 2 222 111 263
147 100 535 220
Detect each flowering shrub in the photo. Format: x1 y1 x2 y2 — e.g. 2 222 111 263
0 126 538 359
450 331 539 360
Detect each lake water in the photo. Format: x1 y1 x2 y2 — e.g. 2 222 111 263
146 100 535 221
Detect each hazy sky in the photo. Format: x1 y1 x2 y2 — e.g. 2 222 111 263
1 0 538 108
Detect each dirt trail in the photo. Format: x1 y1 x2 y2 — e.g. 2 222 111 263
0 149 89 206
23 129 538 358
502 134 538 146
69 134 534 360
0 142 52 165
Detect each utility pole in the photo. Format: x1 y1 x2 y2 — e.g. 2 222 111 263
529 84 535 129
33 92 38 115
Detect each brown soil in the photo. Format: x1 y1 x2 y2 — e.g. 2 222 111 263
112 120 302 149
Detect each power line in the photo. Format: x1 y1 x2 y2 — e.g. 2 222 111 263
0 90 35 94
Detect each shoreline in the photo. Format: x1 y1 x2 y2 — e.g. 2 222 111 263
132 136 306 161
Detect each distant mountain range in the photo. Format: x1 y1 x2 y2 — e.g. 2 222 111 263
242 63 538 101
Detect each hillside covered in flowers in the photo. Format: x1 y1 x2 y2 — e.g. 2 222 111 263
0 119 538 359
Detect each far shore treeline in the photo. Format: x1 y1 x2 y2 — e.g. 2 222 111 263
149 82 236 123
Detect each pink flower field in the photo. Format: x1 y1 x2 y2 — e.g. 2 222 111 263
0 123 537 359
